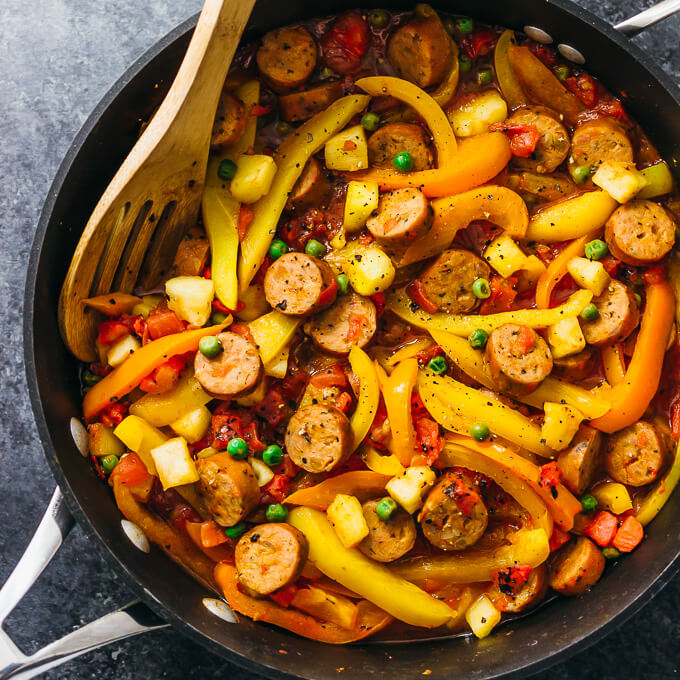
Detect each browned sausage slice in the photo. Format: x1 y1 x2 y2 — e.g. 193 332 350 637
284 404 353 473
488 564 549 613
308 292 377 354
264 252 337 316
551 347 599 382
419 471 488 551
580 280 640 348
604 200 676 266
570 117 634 172
485 324 553 396
604 420 666 486
256 26 317 93
195 452 259 527
169 227 210 277
359 499 417 563
417 248 491 314
235 523 309 596
210 92 246 150
557 425 602 495
368 123 434 172
278 81 344 122
285 157 330 212
194 332 262 398
549 536 605 595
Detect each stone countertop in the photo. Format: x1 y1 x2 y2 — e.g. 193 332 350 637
1 1 679 678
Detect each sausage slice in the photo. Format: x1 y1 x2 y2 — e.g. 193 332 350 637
286 157 330 212
235 523 309 596
570 117 634 172
196 452 259 527
194 331 262 398
368 123 434 172
604 200 676 266
210 92 246 150
284 404 353 473
550 536 605 596
557 425 602 495
264 252 337 316
278 81 344 122
256 26 317 93
488 564 549 613
485 324 553 396
580 280 640 348
359 499 417 563
605 420 666 486
552 347 599 382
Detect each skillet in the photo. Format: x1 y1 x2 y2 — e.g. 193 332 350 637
4 0 680 678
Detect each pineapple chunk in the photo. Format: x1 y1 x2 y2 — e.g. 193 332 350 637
87 423 125 458
249 457 275 487
344 180 379 232
567 256 611 296
592 161 649 203
114 415 167 475
545 317 586 359
517 255 547 292
165 275 214 327
465 595 501 639
131 294 163 319
169 405 212 443
327 494 369 548
150 437 199 489
592 482 633 514
264 346 290 379
107 334 141 368
324 125 368 172
638 161 674 199
236 283 269 322
541 402 584 450
346 246 395 295
447 90 508 137
386 465 437 514
230 154 277 204
483 234 528 278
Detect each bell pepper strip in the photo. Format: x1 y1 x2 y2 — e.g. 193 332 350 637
525 191 618 242
111 452 151 487
238 94 370 290
380 337 433 369
494 30 528 109
591 279 675 433
444 433 582 530
429 329 610 419
247 310 301 365
636 439 680 526
214 562 392 643
601 344 626 387
284 471 392 510
288 507 454 627
82 292 142 316
347 346 380 451
114 415 167 475
386 287 592 337
360 445 406 476
400 186 529 266
430 34 460 109
184 521 234 563
199 519 230 548
290 585 359 630
83 322 230 422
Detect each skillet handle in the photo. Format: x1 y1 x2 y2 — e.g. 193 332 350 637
614 0 680 36
0 488 169 680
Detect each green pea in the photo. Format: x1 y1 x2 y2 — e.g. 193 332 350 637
393 152 414 173
477 68 493 86
217 158 237 181
268 238 288 260
211 311 228 325
199 335 223 359
225 521 248 539
459 54 472 72
580 303 600 322
336 273 350 295
266 503 288 522
361 112 380 132
570 164 590 184
427 356 448 375
585 239 608 261
456 17 475 33
472 277 491 299
470 422 490 442
634 292 642 306
305 239 326 258
82 369 101 387
275 121 294 137
101 454 119 475
227 437 249 460
554 65 570 81
262 444 283 466
368 8 390 28
580 494 598 513
468 328 489 350
602 547 621 559
376 497 398 520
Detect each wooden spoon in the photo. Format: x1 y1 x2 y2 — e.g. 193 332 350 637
59 0 255 362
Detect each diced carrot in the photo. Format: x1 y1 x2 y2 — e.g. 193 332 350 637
112 452 150 487
612 515 644 553
200 520 229 548
584 510 618 547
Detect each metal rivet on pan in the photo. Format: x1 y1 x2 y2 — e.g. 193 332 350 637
523 26 553 43
121 520 151 553
70 417 89 457
203 598 238 623
558 43 586 64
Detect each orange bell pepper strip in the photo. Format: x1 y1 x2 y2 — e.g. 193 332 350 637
82 292 142 316
601 344 626 387
214 562 392 643
184 521 235 563
494 30 527 109
591 279 675 433
284 471 392 510
83 321 230 421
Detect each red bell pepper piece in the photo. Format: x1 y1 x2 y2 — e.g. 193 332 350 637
406 279 439 315
97 320 129 346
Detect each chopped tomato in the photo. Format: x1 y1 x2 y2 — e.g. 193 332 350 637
310 364 348 388
139 354 187 394
549 526 571 552
600 254 622 277
270 584 299 608
212 413 243 450
584 510 618 547
516 326 536 354
416 344 444 366
132 316 150 345
242 420 266 454
591 96 629 122
280 369 310 401
202 265 211 279
612 515 644 553
358 230 374 246
238 205 254 242
671 400 680 440
347 314 367 343
263 473 293 503
462 27 497 59
146 303 186 339
212 298 245 315
255 387 288 427
565 73 598 108
112 452 150 487
414 417 442 465
317 279 339 308
335 391 353 413
493 565 532 595
528 41 558 67
200 520 229 548
489 121 541 158
230 322 255 343
251 104 272 116
370 292 386 316
479 275 518 314
253 255 273 285
642 264 666 285
97 320 129 346
100 402 128 428
447 475 482 517
321 11 370 75
343 140 357 151
411 392 430 419
406 279 439 315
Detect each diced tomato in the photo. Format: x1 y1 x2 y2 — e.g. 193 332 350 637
97 320 129 346
280 369 310 401
565 73 598 108
100 402 128 428
212 413 243 450
642 264 666 285
242 420 266 454
230 322 255 343
612 515 644 553
528 41 558 67
310 364 348 388
414 417 442 465
584 510 618 547
493 565 533 595
591 96 629 122
479 275 518 314
343 140 357 151
600 254 621 277
549 526 571 552
251 104 272 116
516 326 537 354
202 265 211 279
335 391 353 413
370 292 386 317
358 230 374 245
212 298 245 315
671 400 680 440
538 462 561 498
170 504 202 532
131 316 150 345
139 354 187 394
447 475 482 517
112 452 150 487
489 121 541 158
263 473 293 503
462 27 497 59
347 314 367 343
238 205 254 242
189 430 214 455
411 391 429 419
270 584 299 608
253 255 273 285
317 279 339 310
146 303 186 339
406 279 439 315
255 387 288 426
321 11 370 74
416 344 444 366
200 520 229 548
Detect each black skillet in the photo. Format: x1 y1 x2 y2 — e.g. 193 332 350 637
4 0 680 678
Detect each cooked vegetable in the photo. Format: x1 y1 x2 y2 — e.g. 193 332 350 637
638 161 674 199
285 471 391 509
385 465 437 514
169 405 212 444
393 151 414 172
249 457 275 487
466 595 502 639
344 180 379 232
87 423 124 458
470 422 490 442
327 494 370 547
107 334 140 368
447 90 508 137
494 30 527 109
636 439 680 526
150 437 199 489
541 402 583 450
247 310 300 365
483 234 528 278
348 346 380 451
566 257 611 296
230 154 278 204
325 124 369 171
592 482 633 514
592 161 649 203
227 437 249 459
376 497 398 521
545 317 586 359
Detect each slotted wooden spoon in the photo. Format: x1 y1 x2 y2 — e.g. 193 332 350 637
59 0 255 362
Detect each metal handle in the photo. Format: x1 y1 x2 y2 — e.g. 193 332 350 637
0 488 169 680
614 0 680 36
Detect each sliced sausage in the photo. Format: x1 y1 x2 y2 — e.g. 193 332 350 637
557 425 602 495
285 157 330 212
256 26 317 94
485 324 553 396
488 564 549 613
278 81 344 122
367 123 434 172
284 403 353 473
417 248 491 314
419 471 489 551
169 227 209 277
210 92 246 150
551 346 599 382
195 452 259 527
549 536 605 596
194 331 262 398
308 292 377 354
358 499 417 563
507 106 570 174
570 117 634 172
604 199 676 266
264 252 337 316
506 171 578 203
605 420 666 487
387 15 453 89
235 523 309 596
580 279 640 348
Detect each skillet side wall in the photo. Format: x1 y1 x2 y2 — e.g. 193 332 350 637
24 1 680 679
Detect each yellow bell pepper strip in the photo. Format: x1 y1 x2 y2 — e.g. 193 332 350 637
636 439 680 526
418 369 555 458
348 346 380 450
601 344 626 387
386 287 592 337
247 310 300 365
591 279 675 433
380 337 432 369
114 415 167 474
400 186 529 265
238 94 370 290
429 329 610 419
525 191 618 242
83 322 230 422
392 528 549 586
360 445 406 476
82 292 142 316
288 507 455 627
430 34 460 109
494 30 527 109
284 471 392 510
